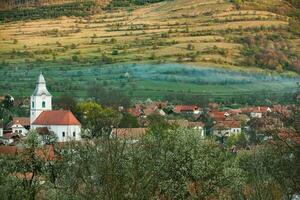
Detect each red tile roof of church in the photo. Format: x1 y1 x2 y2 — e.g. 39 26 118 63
32 110 81 126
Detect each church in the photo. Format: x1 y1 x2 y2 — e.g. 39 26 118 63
30 73 81 142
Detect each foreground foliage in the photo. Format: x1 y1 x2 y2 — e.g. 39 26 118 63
0 125 299 200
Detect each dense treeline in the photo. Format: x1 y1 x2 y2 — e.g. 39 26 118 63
0 1 95 22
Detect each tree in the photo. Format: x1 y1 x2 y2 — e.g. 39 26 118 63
72 55 79 62
87 84 131 109
54 93 77 112
75 101 121 137
227 133 247 148
2 94 14 110
119 112 139 128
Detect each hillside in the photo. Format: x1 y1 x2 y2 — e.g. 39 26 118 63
0 0 299 73
0 0 300 100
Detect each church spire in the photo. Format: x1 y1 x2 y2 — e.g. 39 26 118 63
30 73 52 125
31 73 51 97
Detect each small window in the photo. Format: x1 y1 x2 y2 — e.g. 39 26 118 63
62 132 65 137
32 101 34 108
19 130 22 133
73 132 76 137
42 101 46 108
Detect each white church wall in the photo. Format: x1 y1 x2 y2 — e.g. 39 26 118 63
31 125 81 142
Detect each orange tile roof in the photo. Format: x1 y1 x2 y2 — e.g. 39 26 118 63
241 106 271 113
8 117 30 127
174 105 198 113
213 120 241 130
0 146 20 155
127 108 141 117
32 110 81 125
3 132 22 139
208 111 226 121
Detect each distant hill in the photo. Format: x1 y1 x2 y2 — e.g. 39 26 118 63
0 0 299 73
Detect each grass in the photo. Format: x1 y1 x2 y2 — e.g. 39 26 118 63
0 62 299 102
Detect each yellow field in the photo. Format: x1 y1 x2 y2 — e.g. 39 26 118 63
0 0 298 71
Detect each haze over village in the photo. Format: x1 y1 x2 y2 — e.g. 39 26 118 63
0 0 300 199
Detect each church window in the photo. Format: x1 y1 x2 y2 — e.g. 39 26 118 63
73 132 76 137
62 132 65 137
42 101 46 108
32 101 34 108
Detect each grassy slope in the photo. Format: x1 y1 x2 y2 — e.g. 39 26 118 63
0 0 298 71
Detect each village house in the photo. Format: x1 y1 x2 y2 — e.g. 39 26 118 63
128 101 167 118
7 117 30 136
242 106 272 118
272 105 292 117
208 111 230 121
127 107 141 117
1 132 22 145
168 119 205 137
212 120 241 137
173 105 201 115
111 128 147 143
142 102 166 117
30 73 82 143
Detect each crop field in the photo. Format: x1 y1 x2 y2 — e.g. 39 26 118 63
0 0 298 68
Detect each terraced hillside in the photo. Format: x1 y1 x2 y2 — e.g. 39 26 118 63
0 0 299 72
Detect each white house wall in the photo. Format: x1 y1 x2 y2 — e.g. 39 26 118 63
12 124 28 136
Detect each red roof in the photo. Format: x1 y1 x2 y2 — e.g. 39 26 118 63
127 108 141 117
174 105 198 113
3 132 22 139
0 146 20 155
208 111 226 121
241 106 271 113
213 120 241 130
7 117 30 128
32 110 81 125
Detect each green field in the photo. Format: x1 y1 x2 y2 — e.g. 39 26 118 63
1 62 299 102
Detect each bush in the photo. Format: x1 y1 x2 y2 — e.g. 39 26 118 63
72 55 79 62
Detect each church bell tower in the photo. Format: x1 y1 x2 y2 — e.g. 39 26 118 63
30 73 52 124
